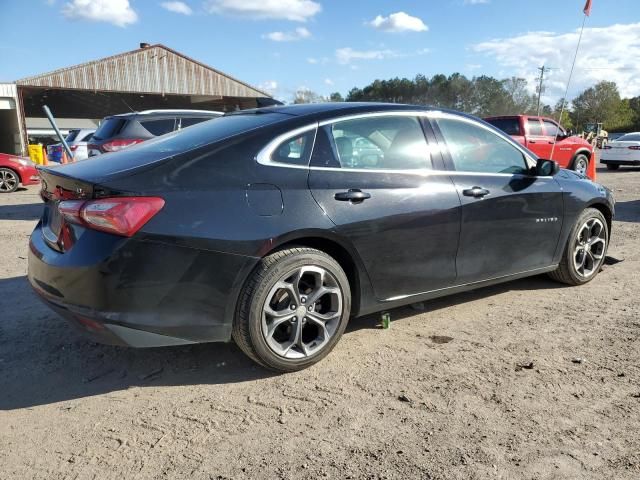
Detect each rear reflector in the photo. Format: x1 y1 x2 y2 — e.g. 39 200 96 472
102 139 145 152
58 197 165 237
602 145 612 149
629 146 640 150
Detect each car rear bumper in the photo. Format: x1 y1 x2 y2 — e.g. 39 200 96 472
28 222 259 347
600 159 640 166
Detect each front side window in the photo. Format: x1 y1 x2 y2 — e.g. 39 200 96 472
435 117 529 175
543 120 562 137
271 130 315 166
323 115 432 170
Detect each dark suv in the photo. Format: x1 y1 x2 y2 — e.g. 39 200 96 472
88 110 222 156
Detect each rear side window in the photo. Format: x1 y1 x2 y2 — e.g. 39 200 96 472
180 117 214 129
140 118 176 136
486 118 521 136
527 118 543 136
271 130 315 166
319 115 432 170
80 132 94 141
435 116 529 175
93 118 126 140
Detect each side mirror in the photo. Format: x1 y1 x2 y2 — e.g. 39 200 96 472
536 158 560 176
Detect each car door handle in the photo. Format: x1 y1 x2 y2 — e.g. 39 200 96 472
462 186 490 198
334 189 371 202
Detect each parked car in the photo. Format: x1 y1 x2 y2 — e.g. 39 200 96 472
484 115 595 178
600 132 640 170
0 153 40 193
88 110 223 157
47 128 96 162
29 103 614 372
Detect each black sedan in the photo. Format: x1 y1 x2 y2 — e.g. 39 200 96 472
28 103 615 371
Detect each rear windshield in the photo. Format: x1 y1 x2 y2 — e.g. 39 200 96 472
486 118 521 136
617 133 640 142
93 118 127 140
65 130 80 142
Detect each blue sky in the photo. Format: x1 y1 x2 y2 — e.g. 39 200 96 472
1 0 638 103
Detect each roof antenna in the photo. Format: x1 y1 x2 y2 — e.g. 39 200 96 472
120 98 136 113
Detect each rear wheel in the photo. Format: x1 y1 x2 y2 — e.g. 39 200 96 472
572 154 590 175
548 208 608 286
233 247 351 372
0 168 19 193
606 164 620 171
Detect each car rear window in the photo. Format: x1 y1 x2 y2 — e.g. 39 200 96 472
180 117 215 129
93 118 127 140
80 132 94 142
486 118 521 136
618 133 640 141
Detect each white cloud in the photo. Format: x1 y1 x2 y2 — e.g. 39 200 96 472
62 0 137 27
161 1 192 15
472 22 640 101
335 47 429 65
465 0 490 4
263 27 311 42
205 0 320 22
307 57 318 64
324 78 334 86
336 47 398 65
368 11 428 33
258 80 279 95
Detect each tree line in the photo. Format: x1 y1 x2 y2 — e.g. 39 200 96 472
295 74 640 133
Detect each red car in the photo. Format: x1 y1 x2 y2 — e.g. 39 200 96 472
0 153 40 193
485 115 595 179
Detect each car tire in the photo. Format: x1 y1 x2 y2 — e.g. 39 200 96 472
606 164 620 171
572 154 590 175
233 247 351 372
0 167 19 193
548 208 608 286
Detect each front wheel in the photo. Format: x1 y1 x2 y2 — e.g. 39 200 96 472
0 168 19 193
233 247 351 372
548 208 608 286
572 154 590 175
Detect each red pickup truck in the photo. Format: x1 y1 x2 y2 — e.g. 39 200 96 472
484 115 594 178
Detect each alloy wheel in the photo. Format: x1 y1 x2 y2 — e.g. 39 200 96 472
573 217 606 278
0 169 18 192
574 157 588 175
261 266 343 359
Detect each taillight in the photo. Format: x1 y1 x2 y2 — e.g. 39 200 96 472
58 197 164 237
70 145 78 152
102 139 145 152
629 146 640 150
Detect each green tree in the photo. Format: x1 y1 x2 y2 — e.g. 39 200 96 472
571 81 633 131
328 92 344 102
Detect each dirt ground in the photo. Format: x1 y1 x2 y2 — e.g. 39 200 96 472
0 165 639 480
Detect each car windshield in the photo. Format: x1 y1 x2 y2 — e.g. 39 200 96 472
617 133 640 142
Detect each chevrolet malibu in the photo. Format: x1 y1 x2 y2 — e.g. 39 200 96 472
28 103 615 371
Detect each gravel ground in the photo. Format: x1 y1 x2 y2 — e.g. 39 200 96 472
0 166 639 480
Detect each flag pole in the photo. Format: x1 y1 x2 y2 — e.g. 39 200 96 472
550 11 589 160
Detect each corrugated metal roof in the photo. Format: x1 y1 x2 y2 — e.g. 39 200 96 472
16 45 270 98
0 83 17 98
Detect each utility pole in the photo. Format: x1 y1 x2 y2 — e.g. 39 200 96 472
536 66 546 115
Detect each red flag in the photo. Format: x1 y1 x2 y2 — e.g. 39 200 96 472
583 0 592 16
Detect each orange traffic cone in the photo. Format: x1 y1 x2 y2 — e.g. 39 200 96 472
61 150 68 164
41 148 49 166
588 153 597 182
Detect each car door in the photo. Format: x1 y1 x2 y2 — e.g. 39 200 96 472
430 113 563 284
525 117 553 159
542 119 573 167
307 113 461 301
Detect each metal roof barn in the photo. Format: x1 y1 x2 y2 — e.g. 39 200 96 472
0 44 277 156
